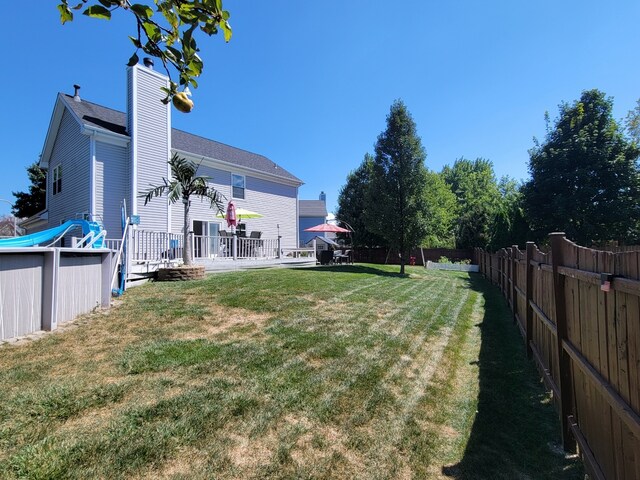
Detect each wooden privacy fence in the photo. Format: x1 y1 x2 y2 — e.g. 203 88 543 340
475 235 640 480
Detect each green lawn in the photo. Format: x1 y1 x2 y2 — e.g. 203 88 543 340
0 265 583 479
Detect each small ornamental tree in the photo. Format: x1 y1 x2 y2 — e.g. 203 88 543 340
140 153 224 265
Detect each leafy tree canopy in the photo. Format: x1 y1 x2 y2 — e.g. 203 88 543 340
522 89 640 245
12 162 46 218
57 1 232 104
487 176 530 251
626 98 640 144
441 158 500 249
366 100 429 273
422 170 457 248
336 154 385 247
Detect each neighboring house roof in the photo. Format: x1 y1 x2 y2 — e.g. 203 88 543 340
57 94 302 184
299 200 327 217
304 235 339 247
19 209 48 230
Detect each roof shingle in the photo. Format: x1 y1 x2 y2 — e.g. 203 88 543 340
61 94 302 184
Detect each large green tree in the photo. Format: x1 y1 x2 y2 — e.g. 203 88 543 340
366 100 429 274
626 98 640 144
57 1 232 105
441 158 501 249
422 170 457 248
522 89 640 245
12 162 47 218
140 153 224 265
487 176 530 250
336 154 385 247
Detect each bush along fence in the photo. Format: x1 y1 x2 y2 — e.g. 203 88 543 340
475 234 640 480
353 247 473 266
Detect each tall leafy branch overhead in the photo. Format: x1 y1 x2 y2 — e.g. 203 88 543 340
57 1 232 105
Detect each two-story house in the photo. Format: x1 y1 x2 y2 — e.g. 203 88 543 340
28 59 303 262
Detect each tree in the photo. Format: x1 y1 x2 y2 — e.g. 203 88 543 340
336 154 385 247
140 153 224 265
0 215 17 237
422 170 457 248
626 98 640 144
441 158 501 249
487 176 530 251
522 89 640 245
57 1 232 105
12 162 46 218
366 100 429 274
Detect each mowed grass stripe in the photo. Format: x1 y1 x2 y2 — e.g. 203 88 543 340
0 266 583 479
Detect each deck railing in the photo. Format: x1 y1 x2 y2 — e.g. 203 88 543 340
103 238 123 251
131 230 183 263
193 235 280 260
128 230 283 263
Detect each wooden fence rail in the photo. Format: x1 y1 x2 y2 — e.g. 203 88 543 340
475 234 640 480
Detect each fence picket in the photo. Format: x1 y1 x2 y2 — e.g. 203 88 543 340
477 235 640 478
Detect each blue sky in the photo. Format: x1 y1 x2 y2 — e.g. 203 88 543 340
1 1 638 216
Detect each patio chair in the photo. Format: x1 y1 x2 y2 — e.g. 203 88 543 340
320 249 334 265
248 231 263 257
334 249 350 264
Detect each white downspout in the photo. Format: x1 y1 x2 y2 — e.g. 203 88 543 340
89 135 96 219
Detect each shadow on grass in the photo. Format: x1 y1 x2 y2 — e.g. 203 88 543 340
441 273 583 480
305 264 409 278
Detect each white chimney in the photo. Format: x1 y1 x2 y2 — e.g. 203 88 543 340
127 61 171 231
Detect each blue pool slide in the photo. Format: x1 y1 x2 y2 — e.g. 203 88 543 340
0 220 105 248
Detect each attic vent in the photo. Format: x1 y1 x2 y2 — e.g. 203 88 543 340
73 84 81 102
143 57 154 69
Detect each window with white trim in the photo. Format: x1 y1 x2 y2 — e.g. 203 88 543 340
52 165 62 195
232 174 245 200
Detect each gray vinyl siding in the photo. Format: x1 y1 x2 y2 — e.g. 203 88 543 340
47 109 90 238
128 65 170 232
171 166 230 234
183 166 298 247
95 141 129 240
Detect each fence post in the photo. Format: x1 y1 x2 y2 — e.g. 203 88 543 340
502 250 507 295
500 251 505 293
511 245 518 323
549 232 576 452
233 234 238 261
490 252 494 284
525 242 534 358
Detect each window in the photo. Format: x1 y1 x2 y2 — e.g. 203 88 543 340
236 223 246 237
52 165 62 195
232 174 245 199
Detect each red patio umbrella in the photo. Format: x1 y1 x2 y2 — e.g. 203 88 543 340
225 201 237 229
303 223 350 233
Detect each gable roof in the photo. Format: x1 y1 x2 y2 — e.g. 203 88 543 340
299 200 327 217
56 94 302 184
